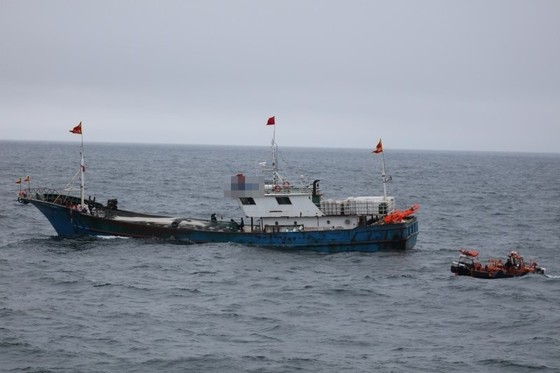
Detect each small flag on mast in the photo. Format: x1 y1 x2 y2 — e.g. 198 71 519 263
372 139 383 154
24 175 30 182
266 116 275 126
70 122 82 134
16 178 22 184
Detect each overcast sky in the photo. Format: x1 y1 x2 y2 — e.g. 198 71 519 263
1 0 558 153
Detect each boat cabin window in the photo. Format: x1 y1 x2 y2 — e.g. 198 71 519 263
276 197 292 205
378 202 388 215
240 197 256 205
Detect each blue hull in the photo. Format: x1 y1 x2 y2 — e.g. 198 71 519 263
28 199 419 253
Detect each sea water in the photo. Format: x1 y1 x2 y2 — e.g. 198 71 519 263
1 141 559 372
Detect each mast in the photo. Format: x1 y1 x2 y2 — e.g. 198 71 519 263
70 122 85 207
271 123 279 185
80 132 85 208
381 150 388 200
267 116 280 185
372 138 388 200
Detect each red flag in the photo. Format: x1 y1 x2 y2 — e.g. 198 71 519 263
69 122 82 134
266 116 275 126
372 139 383 154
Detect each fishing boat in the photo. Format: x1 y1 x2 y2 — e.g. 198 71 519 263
19 119 420 253
451 249 545 279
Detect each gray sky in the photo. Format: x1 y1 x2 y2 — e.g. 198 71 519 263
1 0 559 152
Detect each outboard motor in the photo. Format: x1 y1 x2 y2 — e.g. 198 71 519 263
107 199 118 210
535 266 546 275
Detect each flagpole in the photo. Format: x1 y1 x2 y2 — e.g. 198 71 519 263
272 123 277 184
268 116 278 185
372 139 387 200
80 127 85 208
381 150 387 200
69 122 85 208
